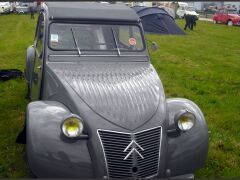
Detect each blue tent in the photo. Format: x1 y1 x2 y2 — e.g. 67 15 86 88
132 6 185 35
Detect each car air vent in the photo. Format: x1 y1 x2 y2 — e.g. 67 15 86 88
98 126 162 178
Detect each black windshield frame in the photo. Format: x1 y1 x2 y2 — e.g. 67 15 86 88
47 21 146 53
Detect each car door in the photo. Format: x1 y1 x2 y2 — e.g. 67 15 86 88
177 6 185 18
222 9 228 23
30 12 45 101
213 11 219 22
218 9 223 23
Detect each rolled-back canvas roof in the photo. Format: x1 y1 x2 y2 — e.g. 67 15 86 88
46 2 140 22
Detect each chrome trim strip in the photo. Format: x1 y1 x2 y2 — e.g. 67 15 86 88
123 148 144 160
158 125 163 178
123 140 144 152
49 54 148 57
99 126 161 135
97 126 162 179
124 148 135 160
97 130 109 178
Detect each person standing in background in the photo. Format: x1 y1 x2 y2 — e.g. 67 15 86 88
29 6 34 20
184 14 197 30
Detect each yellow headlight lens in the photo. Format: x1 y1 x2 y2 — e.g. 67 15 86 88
177 112 195 131
62 117 83 138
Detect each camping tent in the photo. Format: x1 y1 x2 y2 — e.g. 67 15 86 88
132 6 185 35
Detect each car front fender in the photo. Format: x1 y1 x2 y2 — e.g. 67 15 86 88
26 101 93 178
25 45 35 85
166 98 208 176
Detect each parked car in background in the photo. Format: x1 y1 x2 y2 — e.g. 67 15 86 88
15 5 30 14
177 5 199 19
0 2 13 14
204 6 218 14
15 2 37 14
213 8 240 26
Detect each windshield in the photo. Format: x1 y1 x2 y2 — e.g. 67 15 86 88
228 10 238 14
0 2 9 6
186 7 195 11
49 23 144 52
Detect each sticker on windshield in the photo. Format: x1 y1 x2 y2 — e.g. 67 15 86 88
50 34 58 46
129 38 137 46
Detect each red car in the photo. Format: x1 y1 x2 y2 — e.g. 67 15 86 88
213 8 240 26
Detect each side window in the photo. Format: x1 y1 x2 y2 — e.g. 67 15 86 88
118 26 130 47
116 26 143 51
35 14 45 57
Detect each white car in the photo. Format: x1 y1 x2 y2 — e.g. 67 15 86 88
177 6 199 19
0 2 12 14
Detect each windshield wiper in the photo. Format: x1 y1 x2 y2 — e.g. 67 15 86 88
70 28 81 57
111 27 121 56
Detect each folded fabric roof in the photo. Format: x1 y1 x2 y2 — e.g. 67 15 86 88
45 2 140 22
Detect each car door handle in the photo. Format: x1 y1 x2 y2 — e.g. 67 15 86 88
37 65 42 70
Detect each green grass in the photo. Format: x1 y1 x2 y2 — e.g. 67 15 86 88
0 14 240 177
148 20 240 177
0 14 36 177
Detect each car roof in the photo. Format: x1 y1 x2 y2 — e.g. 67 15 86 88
227 8 237 11
44 2 140 22
218 8 237 10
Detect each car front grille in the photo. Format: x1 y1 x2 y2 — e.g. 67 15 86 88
98 126 162 178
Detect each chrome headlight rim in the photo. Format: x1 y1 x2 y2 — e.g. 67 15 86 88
174 109 196 132
61 114 84 139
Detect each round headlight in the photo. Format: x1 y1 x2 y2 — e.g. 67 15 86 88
61 116 83 138
176 111 195 131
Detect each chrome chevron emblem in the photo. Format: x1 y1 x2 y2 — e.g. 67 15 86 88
123 140 144 160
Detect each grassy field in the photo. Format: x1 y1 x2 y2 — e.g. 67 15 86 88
0 14 239 178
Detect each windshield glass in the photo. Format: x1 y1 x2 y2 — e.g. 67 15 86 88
228 10 238 14
186 7 195 11
49 23 144 52
0 2 9 6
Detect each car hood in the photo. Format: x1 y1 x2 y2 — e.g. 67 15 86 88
229 14 240 19
186 10 199 16
48 61 164 130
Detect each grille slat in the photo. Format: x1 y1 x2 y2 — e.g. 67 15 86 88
141 151 160 156
100 132 131 138
136 135 160 142
101 138 130 143
108 163 132 168
139 142 159 149
106 155 129 160
138 159 160 167
135 128 160 136
98 126 161 178
108 167 131 172
103 146 128 151
138 154 159 161
139 167 158 174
